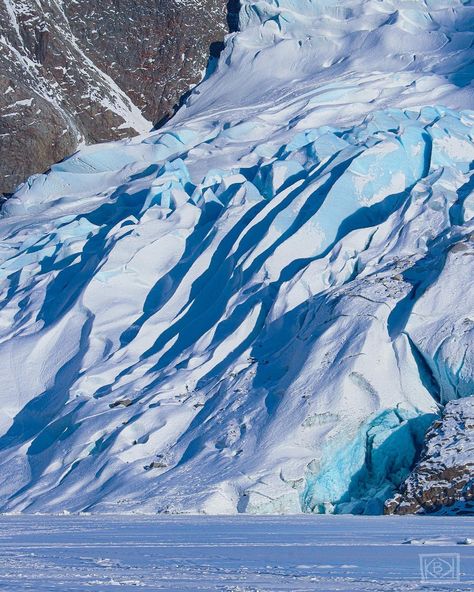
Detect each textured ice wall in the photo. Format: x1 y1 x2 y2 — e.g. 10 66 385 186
0 105 472 513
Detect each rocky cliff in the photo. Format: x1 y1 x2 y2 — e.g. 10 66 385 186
385 398 474 515
0 0 232 194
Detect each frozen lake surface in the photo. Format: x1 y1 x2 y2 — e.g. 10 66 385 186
0 515 473 591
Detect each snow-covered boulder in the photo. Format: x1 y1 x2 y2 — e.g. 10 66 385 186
386 397 474 515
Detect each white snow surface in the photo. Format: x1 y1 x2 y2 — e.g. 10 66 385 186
0 0 473 514
1 515 474 591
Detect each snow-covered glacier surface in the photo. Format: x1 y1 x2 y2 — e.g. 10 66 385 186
1 515 474 591
0 0 473 513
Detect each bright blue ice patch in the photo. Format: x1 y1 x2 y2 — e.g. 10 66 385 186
301 408 438 515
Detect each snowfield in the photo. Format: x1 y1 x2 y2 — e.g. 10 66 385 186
0 0 472 514
0 515 473 591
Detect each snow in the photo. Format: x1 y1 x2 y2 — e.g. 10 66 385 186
0 515 473 591
0 0 472 514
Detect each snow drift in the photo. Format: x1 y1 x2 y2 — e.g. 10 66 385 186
0 0 473 513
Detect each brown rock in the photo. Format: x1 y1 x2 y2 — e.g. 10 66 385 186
109 398 133 408
0 0 234 194
385 397 474 515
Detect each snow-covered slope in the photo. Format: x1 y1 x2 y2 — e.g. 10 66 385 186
0 0 473 514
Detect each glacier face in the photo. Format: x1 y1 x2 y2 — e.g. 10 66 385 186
0 0 473 514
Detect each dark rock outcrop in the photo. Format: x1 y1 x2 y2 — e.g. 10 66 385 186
0 0 233 194
385 397 474 515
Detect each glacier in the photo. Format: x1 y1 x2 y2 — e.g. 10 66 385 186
0 0 473 514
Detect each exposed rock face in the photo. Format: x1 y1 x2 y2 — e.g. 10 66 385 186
0 0 232 194
385 398 474 515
